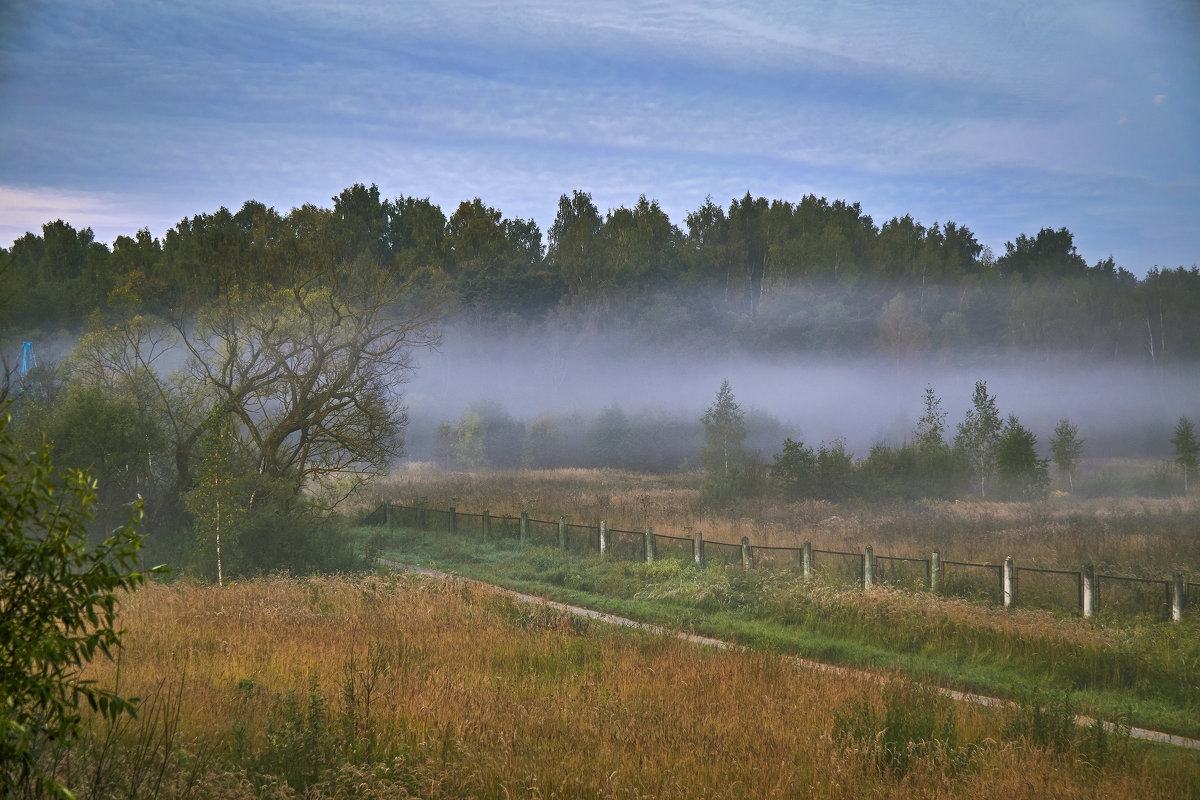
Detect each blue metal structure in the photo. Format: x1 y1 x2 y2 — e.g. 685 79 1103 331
21 341 36 376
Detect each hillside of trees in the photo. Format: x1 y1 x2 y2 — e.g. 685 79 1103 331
3 183 1199 364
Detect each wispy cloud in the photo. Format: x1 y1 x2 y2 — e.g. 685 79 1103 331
0 184 172 246
0 0 1196 270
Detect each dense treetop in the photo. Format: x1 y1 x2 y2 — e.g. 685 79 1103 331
2 183 1197 361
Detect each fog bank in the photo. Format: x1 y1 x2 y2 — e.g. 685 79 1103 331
402 323 1200 464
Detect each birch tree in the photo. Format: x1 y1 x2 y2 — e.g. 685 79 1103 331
1049 419 1083 492
955 380 1001 497
700 380 748 506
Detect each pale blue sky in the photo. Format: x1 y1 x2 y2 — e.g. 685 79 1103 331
1 0 1196 274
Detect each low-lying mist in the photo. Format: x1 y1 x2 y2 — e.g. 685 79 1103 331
402 320 1200 466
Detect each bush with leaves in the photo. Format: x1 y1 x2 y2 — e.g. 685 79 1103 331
1171 416 1199 494
994 414 1050 500
0 408 160 798
770 437 817 500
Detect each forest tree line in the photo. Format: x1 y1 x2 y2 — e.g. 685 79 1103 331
3 183 1199 362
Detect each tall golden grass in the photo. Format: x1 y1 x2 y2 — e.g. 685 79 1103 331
63 574 1198 798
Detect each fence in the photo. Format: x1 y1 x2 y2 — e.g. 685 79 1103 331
368 501 1194 623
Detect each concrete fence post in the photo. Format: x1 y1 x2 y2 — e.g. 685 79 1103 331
694 530 704 567
520 511 528 545
1003 556 1015 609
864 545 875 589
1082 564 1096 618
482 509 490 539
644 527 655 562
449 506 457 535
930 550 940 593
802 540 812 582
741 536 752 571
599 521 608 559
1172 573 1184 623
559 517 567 550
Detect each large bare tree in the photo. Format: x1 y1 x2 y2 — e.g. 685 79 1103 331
68 261 438 516
177 267 437 505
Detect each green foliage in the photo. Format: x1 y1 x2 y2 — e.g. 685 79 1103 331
1003 689 1131 766
1003 690 1079 753
858 441 920 501
258 677 338 791
523 416 565 469
955 380 1002 497
913 385 947 454
834 682 961 776
815 438 856 501
452 411 485 469
471 400 526 468
588 405 631 469
700 380 746 475
0 409 158 799
779 386 964 503
996 227 1088 281
700 380 751 507
770 437 816 500
994 414 1050 500
236 648 405 792
548 190 603 300
237 497 362 577
184 408 251 584
1170 416 1199 493
182 408 362 579
1049 418 1083 492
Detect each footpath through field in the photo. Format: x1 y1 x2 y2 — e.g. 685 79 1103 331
379 558 1200 751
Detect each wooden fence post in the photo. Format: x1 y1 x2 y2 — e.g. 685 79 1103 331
1172 573 1184 623
559 517 567 550
520 511 528 545
864 545 875 589
1082 564 1096 618
930 550 940 593
482 509 490 539
802 540 812 582
693 530 704 567
741 536 752 571
449 506 456 534
644 527 655 562
599 521 608 558
1003 556 1016 609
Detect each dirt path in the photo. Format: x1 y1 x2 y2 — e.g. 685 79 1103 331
380 559 1200 751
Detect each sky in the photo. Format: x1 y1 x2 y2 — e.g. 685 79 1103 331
0 0 1197 275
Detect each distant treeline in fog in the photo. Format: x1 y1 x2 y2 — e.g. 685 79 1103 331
3 183 1198 362
407 401 787 475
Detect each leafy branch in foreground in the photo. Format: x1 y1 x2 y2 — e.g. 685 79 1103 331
0 408 161 799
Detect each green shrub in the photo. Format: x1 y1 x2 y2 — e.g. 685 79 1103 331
0 409 160 798
834 681 962 776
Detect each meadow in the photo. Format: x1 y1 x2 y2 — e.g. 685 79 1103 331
360 465 1200 735
38 464 1200 797
58 574 1200 799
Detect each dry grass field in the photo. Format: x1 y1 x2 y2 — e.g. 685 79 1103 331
53 574 1199 799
